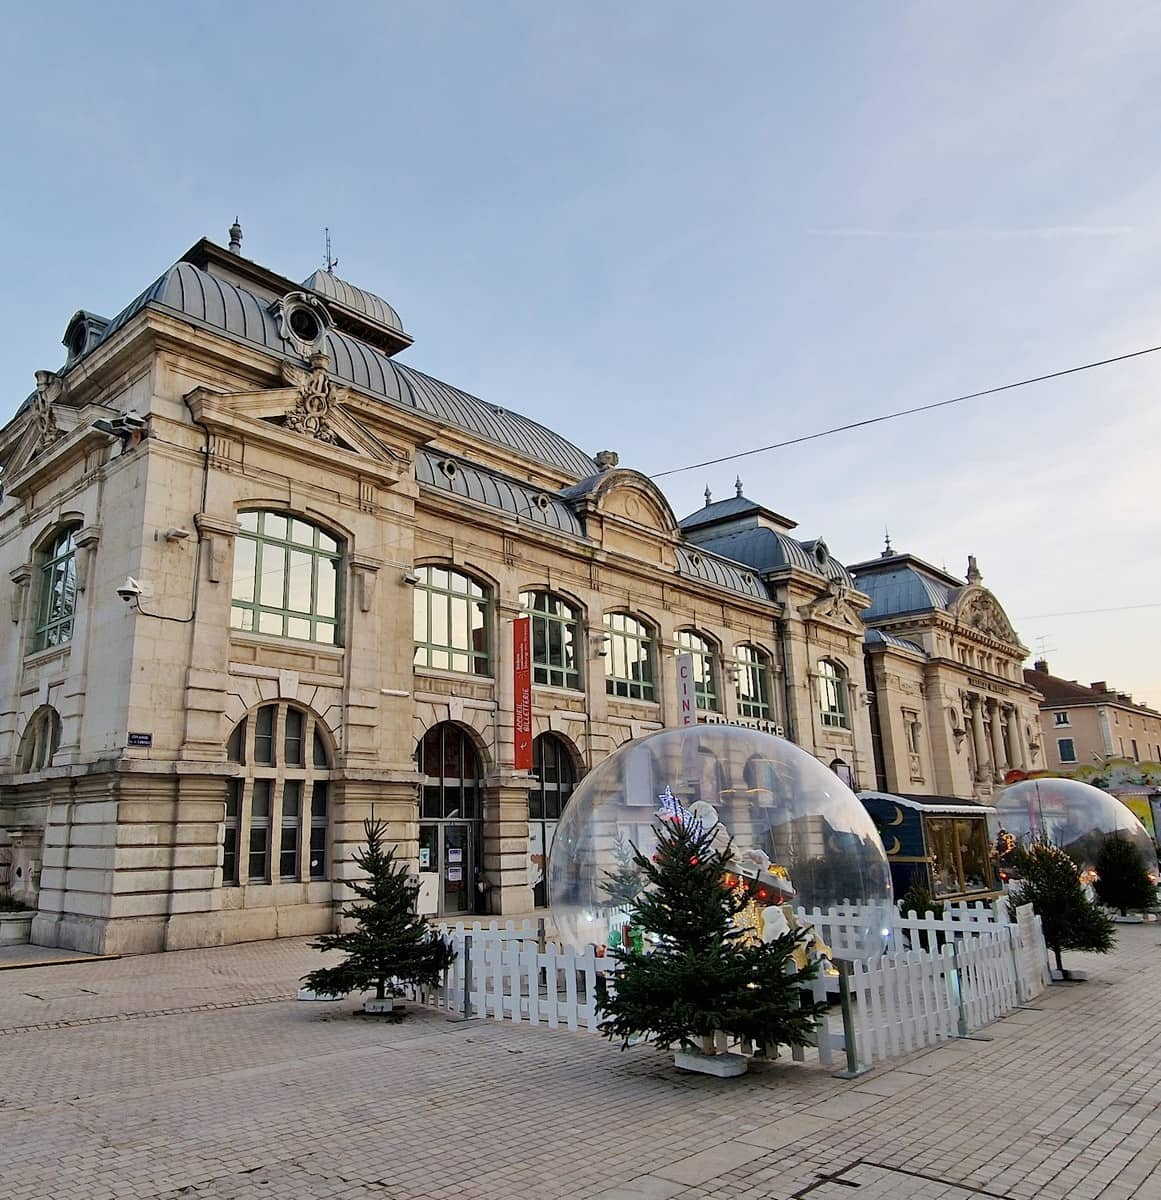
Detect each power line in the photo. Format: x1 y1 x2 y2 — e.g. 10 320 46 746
649 342 1161 479
1018 602 1161 620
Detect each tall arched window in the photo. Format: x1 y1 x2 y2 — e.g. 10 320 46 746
417 723 484 916
676 630 720 712
413 567 491 675
604 613 655 700
529 733 578 908
222 703 332 885
735 645 771 720
19 706 61 772
520 591 581 690
231 512 342 644
818 659 850 729
34 527 79 651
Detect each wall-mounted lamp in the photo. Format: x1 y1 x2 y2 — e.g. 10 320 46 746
400 570 420 586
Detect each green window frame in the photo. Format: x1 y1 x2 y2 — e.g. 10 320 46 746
520 590 581 690
413 566 491 676
735 645 771 719
604 612 655 701
819 659 850 729
230 511 341 645
676 629 720 712
34 527 79 652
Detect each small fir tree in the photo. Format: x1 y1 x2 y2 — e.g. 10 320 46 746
897 880 944 920
1093 835 1157 916
302 819 455 1005
595 807 825 1056
1009 840 1115 974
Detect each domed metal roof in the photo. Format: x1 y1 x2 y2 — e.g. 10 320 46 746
848 553 960 620
302 269 405 336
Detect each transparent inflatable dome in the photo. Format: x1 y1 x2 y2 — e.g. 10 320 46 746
548 726 893 954
992 778 1158 876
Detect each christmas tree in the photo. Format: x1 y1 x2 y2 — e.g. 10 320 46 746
302 819 455 1006
1093 835 1157 917
1009 840 1114 975
596 792 825 1056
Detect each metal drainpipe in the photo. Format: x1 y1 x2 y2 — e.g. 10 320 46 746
777 615 796 744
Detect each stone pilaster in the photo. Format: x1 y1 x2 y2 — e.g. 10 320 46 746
970 695 988 781
482 778 532 914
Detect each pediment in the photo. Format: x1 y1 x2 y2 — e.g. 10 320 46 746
954 586 1018 645
588 469 679 535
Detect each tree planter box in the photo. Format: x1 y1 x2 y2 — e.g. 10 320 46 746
673 1049 748 1077
363 997 403 1016
0 911 34 946
1112 914 1144 924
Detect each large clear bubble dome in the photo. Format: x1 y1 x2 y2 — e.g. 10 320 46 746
992 777 1159 875
548 726 893 953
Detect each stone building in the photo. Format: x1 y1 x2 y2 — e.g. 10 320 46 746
0 229 875 954
1023 662 1161 770
849 545 1044 803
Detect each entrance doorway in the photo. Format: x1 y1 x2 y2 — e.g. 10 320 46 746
418 821 477 915
417 722 484 916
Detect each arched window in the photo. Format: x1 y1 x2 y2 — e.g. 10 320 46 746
34 527 79 651
676 630 720 712
19 706 61 772
818 659 850 729
520 591 581 690
413 566 491 675
529 733 578 908
231 511 342 645
735 645 772 720
417 723 484 916
222 702 332 885
604 613 655 700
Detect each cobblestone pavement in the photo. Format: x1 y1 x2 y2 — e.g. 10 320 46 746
2 927 1160 1200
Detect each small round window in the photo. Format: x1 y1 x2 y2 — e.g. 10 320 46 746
288 306 322 343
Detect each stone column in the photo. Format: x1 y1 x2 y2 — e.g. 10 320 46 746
987 698 1007 781
969 694 988 781
1013 708 1030 769
482 778 533 914
1004 706 1023 771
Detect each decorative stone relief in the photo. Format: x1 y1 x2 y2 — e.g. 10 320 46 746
281 353 349 444
31 370 65 452
74 526 101 593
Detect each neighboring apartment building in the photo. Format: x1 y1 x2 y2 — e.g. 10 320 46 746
0 227 878 955
849 545 1044 803
1023 662 1161 770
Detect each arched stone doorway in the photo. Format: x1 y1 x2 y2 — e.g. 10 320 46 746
416 722 484 916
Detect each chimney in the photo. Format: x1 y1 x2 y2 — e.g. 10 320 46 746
1090 681 1108 693
1033 659 1049 673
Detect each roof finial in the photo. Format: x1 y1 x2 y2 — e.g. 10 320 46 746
228 217 242 255
882 527 894 557
704 484 712 507
324 227 338 275
734 475 743 498
966 554 982 584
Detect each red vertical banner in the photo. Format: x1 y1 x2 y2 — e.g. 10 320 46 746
513 615 533 771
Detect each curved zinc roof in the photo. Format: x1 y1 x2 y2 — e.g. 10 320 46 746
415 450 585 537
688 527 833 581
675 545 771 601
67 260 597 478
302 269 406 335
865 629 927 656
852 562 956 620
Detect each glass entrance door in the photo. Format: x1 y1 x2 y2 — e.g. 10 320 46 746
418 821 477 915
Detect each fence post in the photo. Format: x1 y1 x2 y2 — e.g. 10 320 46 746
462 934 474 1020
832 959 870 1079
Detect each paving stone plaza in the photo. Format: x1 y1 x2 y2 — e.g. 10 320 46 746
3 927 1161 1200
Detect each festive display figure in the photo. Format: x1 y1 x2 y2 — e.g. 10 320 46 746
595 790 826 1071
1093 835 1157 918
1008 840 1114 978
302 819 455 1013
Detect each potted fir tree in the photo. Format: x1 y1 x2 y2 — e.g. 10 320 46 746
1093 835 1157 921
1009 841 1115 981
595 808 825 1076
302 819 455 1015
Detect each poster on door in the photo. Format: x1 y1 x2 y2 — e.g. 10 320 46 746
514 615 533 771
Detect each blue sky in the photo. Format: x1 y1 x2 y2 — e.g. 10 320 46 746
2 2 1158 706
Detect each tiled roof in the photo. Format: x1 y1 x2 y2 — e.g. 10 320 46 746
1024 669 1160 715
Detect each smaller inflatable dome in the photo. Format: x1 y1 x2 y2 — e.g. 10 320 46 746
992 778 1158 876
548 726 893 955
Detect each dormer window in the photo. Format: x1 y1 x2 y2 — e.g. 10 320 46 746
272 292 332 357
61 311 111 365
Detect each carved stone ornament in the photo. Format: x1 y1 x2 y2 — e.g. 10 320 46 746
963 592 1011 642
32 370 65 450
281 354 347 444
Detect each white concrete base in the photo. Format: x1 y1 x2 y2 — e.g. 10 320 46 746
673 1049 748 1077
1050 968 1089 982
363 997 402 1015
0 912 34 947
1112 914 1144 923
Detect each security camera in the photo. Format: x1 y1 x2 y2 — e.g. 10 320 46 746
400 570 420 586
118 413 147 431
116 577 143 603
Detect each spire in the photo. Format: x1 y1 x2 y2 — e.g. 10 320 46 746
882 527 894 557
966 554 982 584
704 484 712 507
228 217 243 255
734 476 743 498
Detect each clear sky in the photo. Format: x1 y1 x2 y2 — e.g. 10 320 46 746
1 2 1158 704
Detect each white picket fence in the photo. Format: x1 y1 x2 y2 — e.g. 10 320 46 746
398 906 1051 1075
